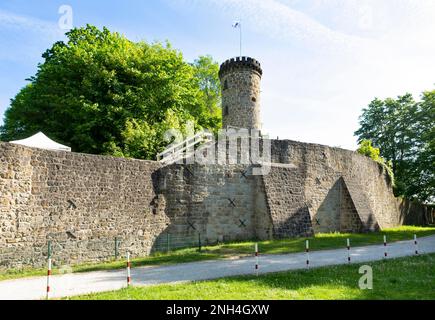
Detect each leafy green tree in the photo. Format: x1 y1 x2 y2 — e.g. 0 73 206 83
192 56 221 111
355 90 435 203
0 25 221 159
191 55 222 133
357 139 394 186
410 90 435 201
357 139 381 161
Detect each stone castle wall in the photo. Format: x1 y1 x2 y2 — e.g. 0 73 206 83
269 140 401 234
0 138 405 268
397 198 435 226
0 142 168 268
155 164 269 245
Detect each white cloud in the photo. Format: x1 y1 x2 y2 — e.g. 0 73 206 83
0 10 68 122
0 9 65 61
0 9 63 38
171 0 373 53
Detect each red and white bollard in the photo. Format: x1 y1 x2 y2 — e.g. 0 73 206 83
346 238 351 263
305 240 310 268
414 234 419 255
46 256 52 299
383 235 388 258
46 241 52 300
127 252 131 287
254 243 259 276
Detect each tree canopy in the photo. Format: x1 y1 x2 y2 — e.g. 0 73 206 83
355 90 435 203
357 139 394 187
357 139 381 162
0 25 221 160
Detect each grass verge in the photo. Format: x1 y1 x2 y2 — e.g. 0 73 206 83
1 226 434 282
69 253 435 300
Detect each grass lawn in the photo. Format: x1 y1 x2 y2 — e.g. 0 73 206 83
1 226 434 281
70 253 435 300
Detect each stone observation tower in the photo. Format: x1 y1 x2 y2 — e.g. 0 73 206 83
219 57 263 130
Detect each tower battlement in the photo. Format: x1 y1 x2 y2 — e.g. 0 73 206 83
218 56 263 78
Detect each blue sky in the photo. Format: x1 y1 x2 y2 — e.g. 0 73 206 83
1 0 435 149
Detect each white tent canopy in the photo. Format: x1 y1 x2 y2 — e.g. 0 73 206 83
10 132 71 152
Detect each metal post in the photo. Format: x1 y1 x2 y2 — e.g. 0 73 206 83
239 22 242 58
115 237 119 260
306 240 310 268
48 240 52 259
383 235 388 258
255 243 259 276
167 233 170 253
198 232 202 253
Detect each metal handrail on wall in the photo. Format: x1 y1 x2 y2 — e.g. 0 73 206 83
156 131 214 165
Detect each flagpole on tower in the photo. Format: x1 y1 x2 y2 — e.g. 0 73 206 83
233 21 242 57
239 21 242 57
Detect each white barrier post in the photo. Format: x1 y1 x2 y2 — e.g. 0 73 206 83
347 238 351 263
306 240 310 268
255 243 259 276
414 234 419 255
383 235 388 258
46 241 52 300
127 251 131 287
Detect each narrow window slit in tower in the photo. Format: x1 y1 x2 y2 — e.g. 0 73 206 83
224 105 229 116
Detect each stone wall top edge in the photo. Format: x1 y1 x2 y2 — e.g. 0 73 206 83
0 142 161 166
271 138 354 154
270 139 379 164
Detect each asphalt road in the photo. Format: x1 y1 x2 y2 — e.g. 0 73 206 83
0 235 434 300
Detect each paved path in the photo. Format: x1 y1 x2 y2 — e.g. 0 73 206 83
1 235 434 300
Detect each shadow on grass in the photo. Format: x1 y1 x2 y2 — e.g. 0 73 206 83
203 254 435 300
204 226 435 256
